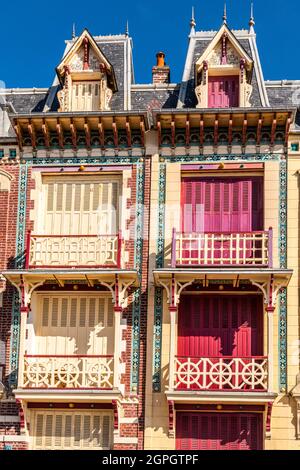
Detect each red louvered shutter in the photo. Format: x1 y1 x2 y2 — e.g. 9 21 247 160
178 295 263 358
176 413 263 450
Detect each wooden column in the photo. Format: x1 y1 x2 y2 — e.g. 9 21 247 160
266 306 275 393
169 306 177 392
113 306 122 390
18 307 29 388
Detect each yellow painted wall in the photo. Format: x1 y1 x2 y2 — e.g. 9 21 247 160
144 151 300 450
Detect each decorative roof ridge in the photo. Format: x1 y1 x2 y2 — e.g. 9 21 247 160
0 88 49 95
66 34 128 45
131 83 179 90
265 80 300 87
195 28 249 38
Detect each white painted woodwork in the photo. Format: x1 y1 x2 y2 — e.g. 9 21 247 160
29 235 119 267
173 357 268 391
175 231 270 266
23 356 114 389
32 411 112 450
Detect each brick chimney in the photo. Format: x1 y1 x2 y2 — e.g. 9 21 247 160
152 52 170 84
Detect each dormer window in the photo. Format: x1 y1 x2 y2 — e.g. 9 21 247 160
195 25 254 109
56 30 117 112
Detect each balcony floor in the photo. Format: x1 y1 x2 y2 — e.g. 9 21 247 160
166 390 278 405
14 388 122 404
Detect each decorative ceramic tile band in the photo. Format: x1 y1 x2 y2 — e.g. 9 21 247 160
279 157 288 391
9 164 28 387
152 162 167 392
131 159 145 391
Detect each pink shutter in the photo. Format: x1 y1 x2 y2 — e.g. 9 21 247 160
252 178 263 230
208 77 239 108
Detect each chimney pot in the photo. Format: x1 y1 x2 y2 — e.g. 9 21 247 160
152 52 170 85
156 52 166 67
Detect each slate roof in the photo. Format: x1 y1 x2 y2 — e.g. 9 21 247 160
131 86 179 110
2 90 49 113
266 81 300 107
96 39 126 110
1 32 300 116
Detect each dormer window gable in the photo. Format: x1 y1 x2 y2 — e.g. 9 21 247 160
195 24 254 109
56 29 117 112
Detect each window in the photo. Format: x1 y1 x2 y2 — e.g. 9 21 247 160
0 150 4 158
42 176 120 235
71 81 101 111
36 294 114 356
9 149 17 158
291 142 299 152
33 411 112 450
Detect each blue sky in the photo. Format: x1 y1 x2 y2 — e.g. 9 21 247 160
0 0 299 88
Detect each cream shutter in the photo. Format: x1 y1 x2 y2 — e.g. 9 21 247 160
33 412 112 450
44 177 120 236
71 82 101 111
36 295 114 356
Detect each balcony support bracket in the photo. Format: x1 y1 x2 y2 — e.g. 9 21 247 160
158 274 195 308
99 274 134 310
266 401 273 440
168 400 175 438
250 275 284 309
8 277 45 309
112 399 120 435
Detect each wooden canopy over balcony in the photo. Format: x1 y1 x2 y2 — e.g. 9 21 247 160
153 269 292 310
10 111 149 151
152 107 296 149
2 269 139 311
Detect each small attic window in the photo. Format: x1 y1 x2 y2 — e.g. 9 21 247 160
291 143 299 152
0 149 4 158
9 149 17 158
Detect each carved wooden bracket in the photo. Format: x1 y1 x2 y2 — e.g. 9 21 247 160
157 274 195 308
99 275 135 310
8 277 45 309
168 400 175 438
266 401 273 439
250 275 284 309
112 400 120 432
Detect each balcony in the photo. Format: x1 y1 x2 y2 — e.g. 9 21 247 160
26 232 123 269
22 355 114 390
171 228 273 268
173 356 268 392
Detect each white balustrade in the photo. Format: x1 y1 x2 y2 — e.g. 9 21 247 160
29 235 120 268
22 356 114 389
173 231 272 267
174 357 268 391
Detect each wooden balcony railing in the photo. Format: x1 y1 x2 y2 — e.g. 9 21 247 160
173 356 268 392
26 231 123 269
171 228 273 268
22 355 114 390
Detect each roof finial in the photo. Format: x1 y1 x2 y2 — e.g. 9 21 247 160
125 20 129 37
223 2 227 24
190 6 196 34
72 23 76 40
249 2 255 29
